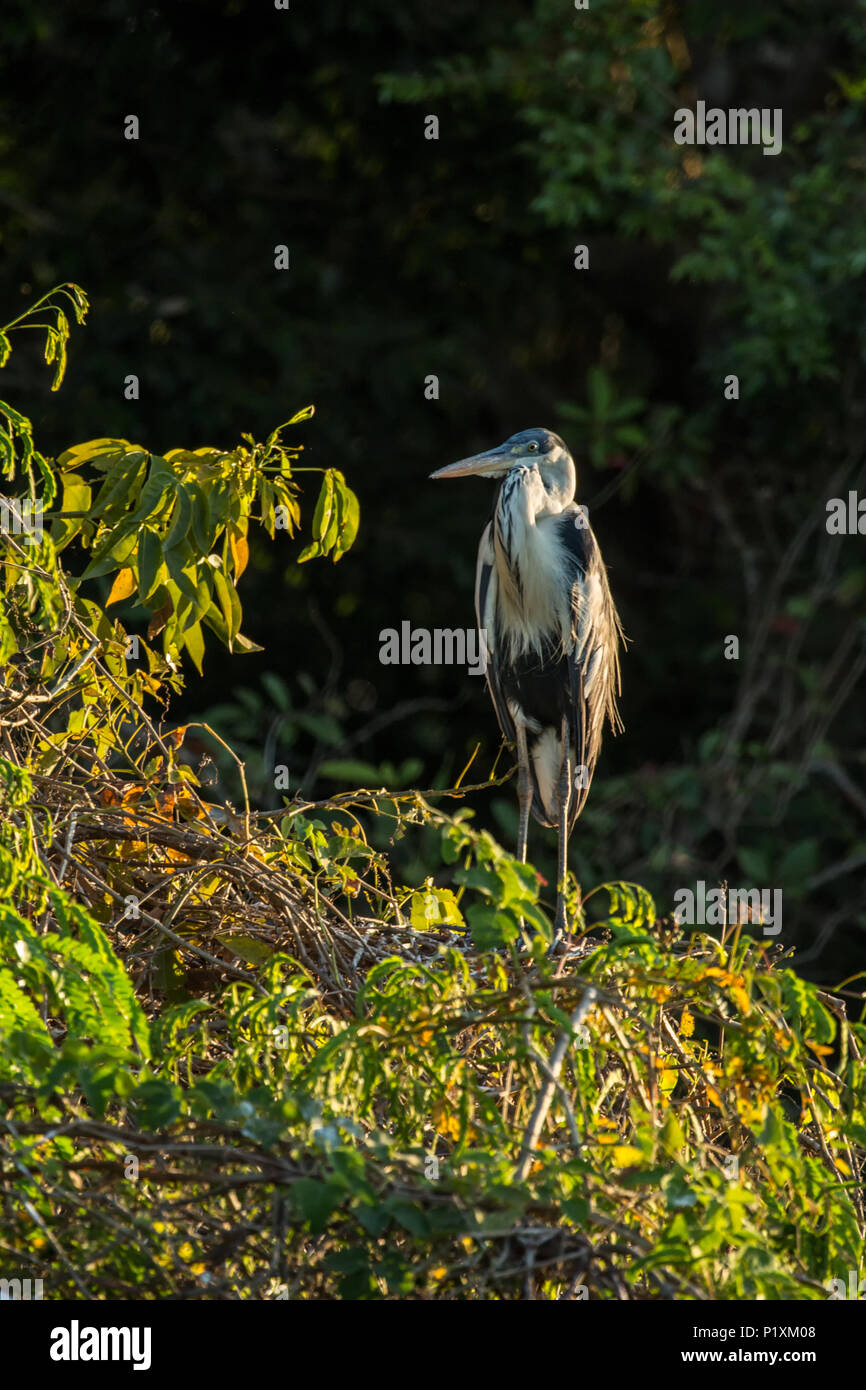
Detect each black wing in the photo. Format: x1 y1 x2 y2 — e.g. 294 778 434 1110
559 506 624 824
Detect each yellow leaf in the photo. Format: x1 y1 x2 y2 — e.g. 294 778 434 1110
680 1006 695 1037
659 1068 678 1096
706 1086 722 1108
612 1145 643 1168
432 1099 461 1140
229 529 249 580
118 840 148 857
107 567 136 606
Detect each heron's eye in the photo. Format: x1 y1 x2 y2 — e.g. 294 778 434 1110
527 441 539 453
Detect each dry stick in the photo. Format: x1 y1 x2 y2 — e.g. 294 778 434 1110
284 772 515 818
600 1002 656 1121
500 1059 515 1127
514 986 597 1183
521 1041 582 1150
77 803 331 972
185 721 251 839
13 701 112 788
56 812 77 883
70 818 345 987
57 840 264 992
0 679 93 724
68 620 174 763
65 619 215 824
47 639 101 698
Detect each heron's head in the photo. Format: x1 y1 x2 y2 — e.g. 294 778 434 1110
430 427 575 508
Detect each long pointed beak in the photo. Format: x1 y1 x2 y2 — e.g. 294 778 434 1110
429 446 512 480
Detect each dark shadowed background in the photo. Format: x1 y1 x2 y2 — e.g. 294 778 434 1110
2 0 865 982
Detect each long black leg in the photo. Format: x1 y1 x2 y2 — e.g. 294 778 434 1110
514 720 533 865
554 717 572 941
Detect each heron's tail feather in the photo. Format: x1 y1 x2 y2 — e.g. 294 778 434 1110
526 727 593 829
